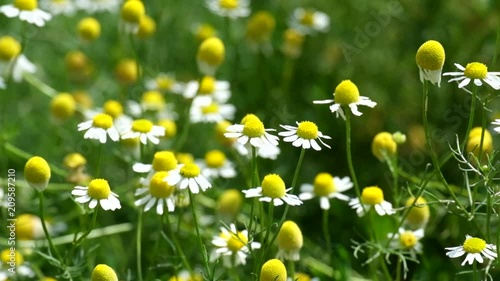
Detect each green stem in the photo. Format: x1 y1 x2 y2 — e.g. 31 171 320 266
136 210 144 281
73 207 99 247
288 259 295 281
323 209 332 266
473 261 477 281
395 257 402 281
23 72 57 98
290 148 306 193
345 111 361 200
248 146 258 234
462 85 478 151
164 213 193 276
188 190 212 279
95 144 103 178
38 192 63 262
129 34 142 82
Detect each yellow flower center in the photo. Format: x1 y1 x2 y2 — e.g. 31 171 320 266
78 17 101 41
404 196 430 228
176 153 194 164
242 119 265 138
24 156 51 185
313 173 335 196
196 24 216 42
14 0 37 11
361 186 384 205
72 90 93 109
152 151 178 171
260 259 287 281
296 121 318 140
464 62 488 79
334 80 360 105
115 59 138 85
222 230 248 252
142 90 165 110
132 119 153 133
415 40 445 71
197 37 225 66
1 249 23 266
300 11 315 26
199 76 216 94
137 15 156 39
277 220 303 251
51 93 76 120
0 36 21 61
63 153 87 169
65 50 88 71
219 0 238 9
87 179 111 200
121 0 145 23
158 119 177 138
261 174 286 199
156 76 174 90
463 237 487 254
91 264 119 281
205 150 226 168
149 171 175 198
241 113 260 124
103 100 123 118
217 189 242 215
92 113 114 129
180 163 201 178
246 11 275 42
201 103 219 115
284 29 304 47
399 231 418 248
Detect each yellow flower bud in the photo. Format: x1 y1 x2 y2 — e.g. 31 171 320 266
91 264 118 281
78 17 101 41
277 220 303 261
24 156 51 191
372 132 397 161
197 37 225 75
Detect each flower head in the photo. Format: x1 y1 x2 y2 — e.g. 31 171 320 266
165 163 212 194
199 149 236 179
145 73 184 93
197 37 225 75
211 223 261 267
190 96 236 123
246 11 275 44
0 36 21 61
443 62 500 90
206 0 250 19
277 221 303 261
349 186 394 216
313 80 376 119
137 15 156 39
78 113 120 143
279 121 331 150
135 171 176 214
404 196 430 229
24 156 51 191
51 92 76 121
299 173 352 210
121 0 144 24
290 8 330 34
388 227 424 255
225 114 279 148
0 0 52 27
243 174 302 206
445 235 497 265
78 17 101 42
372 132 397 161
466 127 493 159
115 58 138 85
133 150 178 181
71 178 121 211
282 28 305 59
416 40 445 86
16 214 45 240
217 189 243 218
121 118 165 145
91 264 118 281
260 259 287 281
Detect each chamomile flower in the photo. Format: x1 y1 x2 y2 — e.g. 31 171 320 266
120 0 145 33
349 186 394 216
277 221 303 261
404 196 430 229
145 73 184 94
190 96 236 123
243 174 302 206
0 0 52 27
133 150 178 180
313 80 376 120
135 171 176 215
40 0 76 16
206 0 250 19
77 113 120 143
165 163 212 194
198 149 236 179
71 178 121 211
121 119 165 145
445 235 497 265
76 0 120 13
289 8 330 34
260 259 287 281
299 173 352 210
443 62 500 90
24 156 51 191
16 214 45 240
91 264 118 281
0 249 35 280
183 76 231 102
388 228 424 257
372 131 397 161
197 37 225 75
225 114 279 148
416 40 445 86
84 100 133 134
279 121 331 150
211 223 261 267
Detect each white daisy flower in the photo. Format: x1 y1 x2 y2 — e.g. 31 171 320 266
40 0 76 16
135 171 176 215
314 80 376 120
71 179 121 211
145 72 185 94
445 235 497 266
206 0 250 19
183 76 231 103
121 119 165 145
348 186 394 216
82 100 134 135
289 8 330 34
279 121 331 151
415 40 445 87
443 62 500 90
132 150 178 181
388 228 424 256
165 163 212 194
211 223 261 267
243 174 302 206
299 173 352 210
0 0 52 27
225 114 279 148
75 0 120 13
198 149 236 179
77 113 120 144
190 96 236 123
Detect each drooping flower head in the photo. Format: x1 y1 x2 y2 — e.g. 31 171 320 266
404 196 430 229
225 114 279 148
349 186 394 216
165 163 212 194
135 171 176 214
197 37 225 75
243 174 302 206
415 40 445 87
260 259 287 281
299 173 352 210
371 132 397 162
24 156 51 191
277 221 303 261
211 223 261 267
91 264 119 281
